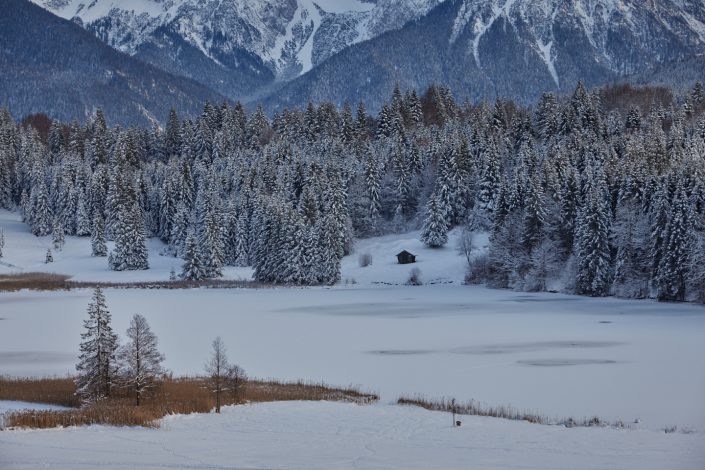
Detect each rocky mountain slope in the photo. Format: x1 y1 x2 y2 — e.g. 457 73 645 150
31 0 444 98
5 0 705 123
1 0 227 126
264 0 705 110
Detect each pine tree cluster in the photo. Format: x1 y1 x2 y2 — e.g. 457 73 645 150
1 81 705 299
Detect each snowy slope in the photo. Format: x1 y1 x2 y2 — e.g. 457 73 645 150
1 401 703 469
341 228 487 286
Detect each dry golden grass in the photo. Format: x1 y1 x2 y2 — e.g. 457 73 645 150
0 272 264 292
0 377 80 407
0 376 377 429
0 273 71 292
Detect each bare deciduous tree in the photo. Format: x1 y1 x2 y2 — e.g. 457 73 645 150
118 314 166 406
205 337 245 413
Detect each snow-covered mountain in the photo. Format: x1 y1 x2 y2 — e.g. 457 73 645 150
15 0 705 119
265 0 705 111
30 0 444 97
448 0 705 88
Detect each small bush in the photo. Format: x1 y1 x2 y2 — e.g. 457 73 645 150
406 267 422 286
358 253 373 267
465 253 489 284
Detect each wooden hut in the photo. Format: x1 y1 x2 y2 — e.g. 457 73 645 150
396 250 416 264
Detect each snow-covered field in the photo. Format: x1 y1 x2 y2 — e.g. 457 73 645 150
0 210 253 282
2 401 703 470
0 209 478 285
2 209 705 468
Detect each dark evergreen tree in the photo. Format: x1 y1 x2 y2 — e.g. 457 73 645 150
76 287 118 403
420 194 449 248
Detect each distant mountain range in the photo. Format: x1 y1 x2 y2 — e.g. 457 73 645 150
2 0 704 124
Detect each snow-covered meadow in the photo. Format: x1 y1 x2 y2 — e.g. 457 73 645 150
2 401 703 470
2 209 705 468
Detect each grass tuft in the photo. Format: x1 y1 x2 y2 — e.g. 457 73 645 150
397 395 631 429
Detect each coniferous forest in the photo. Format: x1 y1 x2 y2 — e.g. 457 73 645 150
1 81 705 301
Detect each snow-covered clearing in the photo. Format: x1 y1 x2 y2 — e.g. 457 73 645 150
1 401 703 470
0 210 253 282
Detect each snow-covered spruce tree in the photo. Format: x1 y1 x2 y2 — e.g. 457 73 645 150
76 287 118 403
30 181 52 236
688 222 705 303
75 192 91 236
573 177 612 297
521 174 546 254
181 233 206 281
109 195 149 271
199 206 224 278
421 194 449 248
45 248 53 263
91 214 107 257
364 152 381 234
478 140 501 212
232 212 250 267
327 174 350 257
649 178 671 288
487 210 523 289
655 184 693 301
0 228 4 258
317 213 343 285
117 314 166 406
611 194 650 298
52 220 65 251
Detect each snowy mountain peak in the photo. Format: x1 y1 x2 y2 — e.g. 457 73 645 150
448 0 705 88
31 0 444 79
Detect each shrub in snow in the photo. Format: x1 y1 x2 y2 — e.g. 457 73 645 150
456 228 474 266
465 253 489 285
407 267 422 286
358 253 373 267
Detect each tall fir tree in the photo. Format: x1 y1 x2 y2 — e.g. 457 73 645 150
573 177 612 297
76 287 118 403
420 194 449 248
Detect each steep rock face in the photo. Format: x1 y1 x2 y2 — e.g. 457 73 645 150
263 0 705 111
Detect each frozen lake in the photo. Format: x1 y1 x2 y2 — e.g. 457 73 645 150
1 285 704 431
